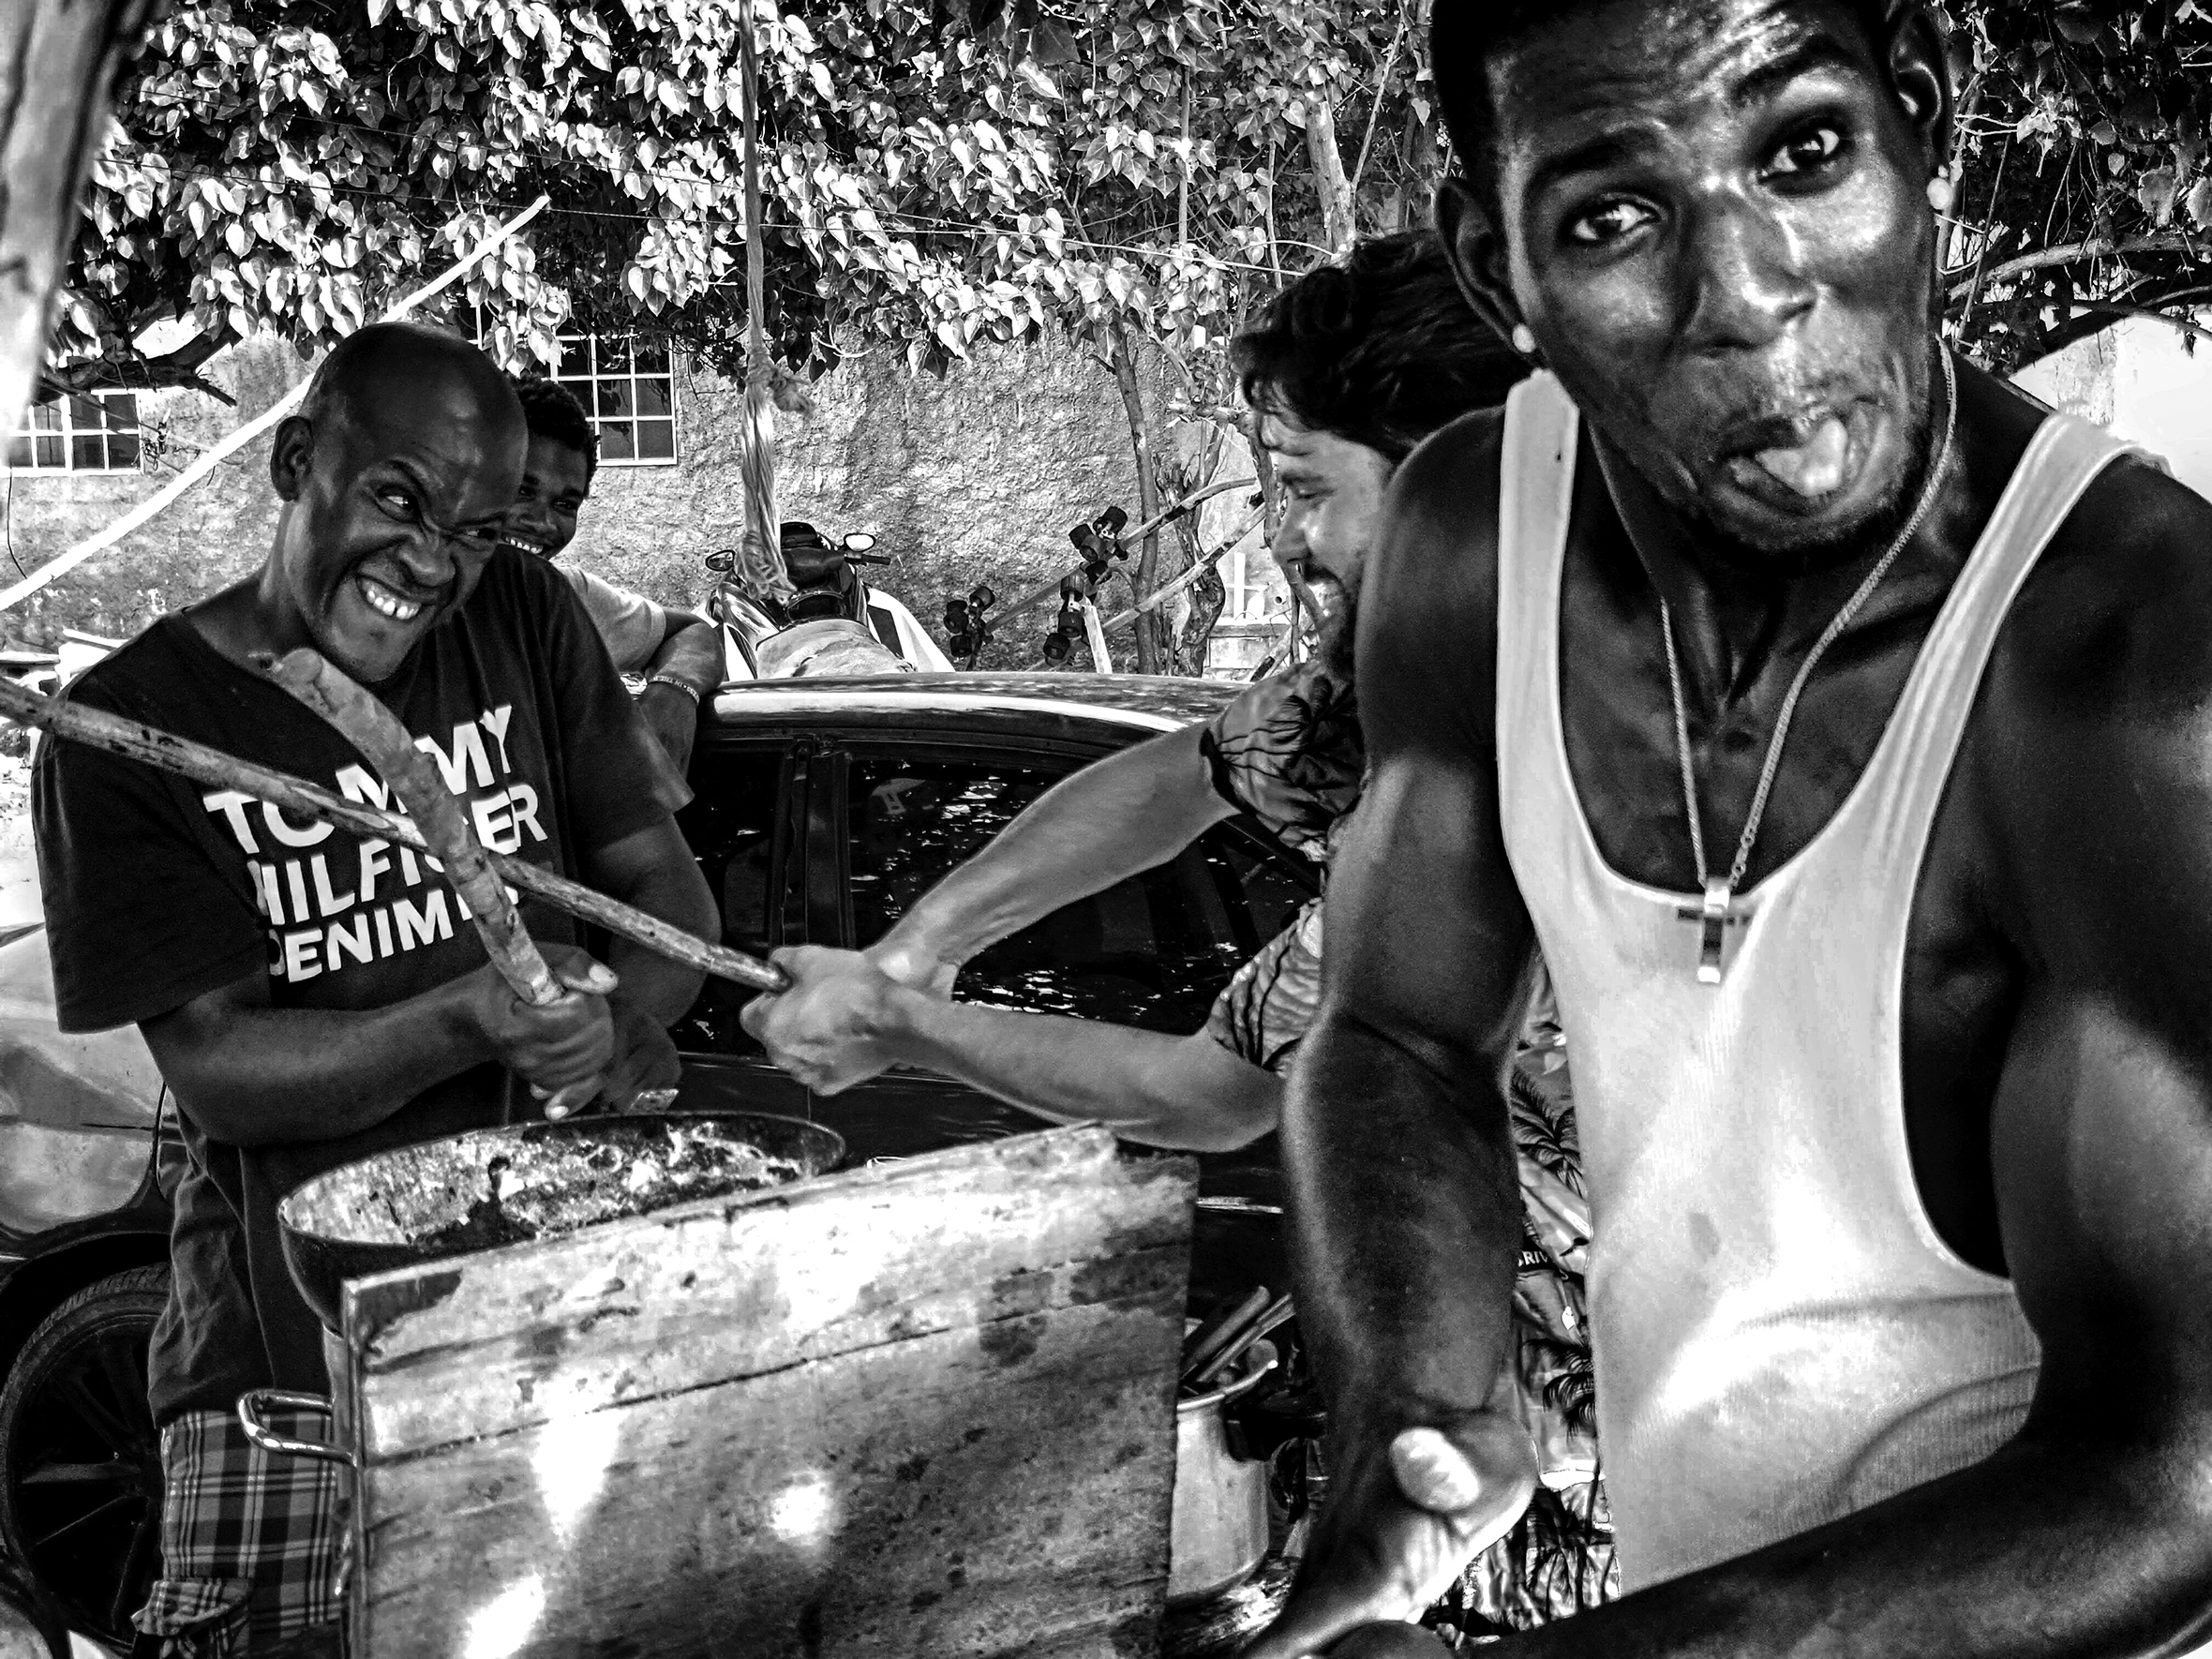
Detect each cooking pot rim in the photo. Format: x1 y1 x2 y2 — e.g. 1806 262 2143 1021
275 1110 844 1240
1177 1342 1278 1417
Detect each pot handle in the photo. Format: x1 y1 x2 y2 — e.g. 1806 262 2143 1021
1215 1349 1278 1408
236 1390 352 1466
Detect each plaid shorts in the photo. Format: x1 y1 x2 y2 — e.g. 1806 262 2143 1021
133 1407 345 1657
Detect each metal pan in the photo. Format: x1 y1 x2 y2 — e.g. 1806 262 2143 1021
276 1112 844 1334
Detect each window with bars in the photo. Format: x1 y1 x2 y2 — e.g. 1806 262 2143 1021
548 334 677 465
7 394 142 472
1218 531 1282 620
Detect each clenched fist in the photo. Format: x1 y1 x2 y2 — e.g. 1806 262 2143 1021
740 944 919 1094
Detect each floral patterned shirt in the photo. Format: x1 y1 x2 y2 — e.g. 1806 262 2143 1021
1198 657 1619 1635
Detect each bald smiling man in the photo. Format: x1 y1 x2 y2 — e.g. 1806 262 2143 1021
32 321 714 1655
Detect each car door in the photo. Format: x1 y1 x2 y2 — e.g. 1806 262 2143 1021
668 736 812 1116
813 732 1319 1299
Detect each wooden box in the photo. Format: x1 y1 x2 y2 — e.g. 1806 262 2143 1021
326 1125 1196 1659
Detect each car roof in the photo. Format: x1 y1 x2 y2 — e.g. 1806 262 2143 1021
710 672 1245 737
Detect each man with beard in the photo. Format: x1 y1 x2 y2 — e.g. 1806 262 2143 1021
1245 4 2212 1657
741 236 1597 1636
33 321 715 1656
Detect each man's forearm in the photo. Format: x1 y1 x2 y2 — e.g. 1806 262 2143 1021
647 613 724 698
600 862 713 1024
1503 1431 2212 1658
144 980 488 1149
1284 1017 1522 1427
883 994 1279 1152
887 724 1234 968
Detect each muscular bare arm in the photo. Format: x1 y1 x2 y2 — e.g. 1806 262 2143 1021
1249 419 1542 1656
140 945 619 1148
871 723 1233 989
741 943 1278 1151
635 609 722 772
1463 479 2212 1659
144 815 714 1143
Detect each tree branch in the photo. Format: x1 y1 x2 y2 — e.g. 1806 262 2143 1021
37 324 239 405
1348 3 1411 204
1947 232 2202 301
2058 300 2209 345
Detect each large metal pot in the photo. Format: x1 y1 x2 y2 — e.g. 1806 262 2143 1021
240 1112 842 1463
1169 1339 1278 1607
277 1111 843 1331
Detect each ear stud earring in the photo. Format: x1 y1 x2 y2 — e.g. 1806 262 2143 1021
1926 165 1955 215
1511 323 1538 355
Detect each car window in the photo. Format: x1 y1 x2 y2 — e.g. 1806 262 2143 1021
672 744 787 1055
845 748 1313 1033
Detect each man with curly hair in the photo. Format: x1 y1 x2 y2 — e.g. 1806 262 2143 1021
740 232 1605 1637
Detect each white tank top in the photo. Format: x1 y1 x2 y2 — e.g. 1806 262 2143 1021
1494 372 2131 1591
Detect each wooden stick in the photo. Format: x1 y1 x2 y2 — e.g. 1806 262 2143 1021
990 475 1261 630
0 675 788 993
1188 1291 1293 1389
1180 1283 1270 1386
262 649 560 1008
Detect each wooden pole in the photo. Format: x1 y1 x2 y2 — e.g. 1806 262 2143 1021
990 475 1256 634
0 675 788 994
732 0 791 606
263 650 562 1007
0 0 159 440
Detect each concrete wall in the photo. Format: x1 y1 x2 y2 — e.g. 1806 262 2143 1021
0 330 1205 672
0 336 312 650
2011 315 2212 498
576 339 1158 668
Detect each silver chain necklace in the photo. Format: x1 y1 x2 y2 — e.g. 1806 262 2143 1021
1662 345 1957 984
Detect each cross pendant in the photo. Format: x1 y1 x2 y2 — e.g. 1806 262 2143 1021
1676 877 1737 985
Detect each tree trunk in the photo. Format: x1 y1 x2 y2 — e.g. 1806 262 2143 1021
1250 411 1283 546
0 0 157 438
1176 560 1225 676
1107 323 1167 674
1382 101 1439 232
1306 97 1355 257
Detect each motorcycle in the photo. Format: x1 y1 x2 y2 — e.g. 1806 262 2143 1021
704 522 955 680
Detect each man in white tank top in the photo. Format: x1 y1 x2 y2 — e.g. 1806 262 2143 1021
1251 4 2212 1657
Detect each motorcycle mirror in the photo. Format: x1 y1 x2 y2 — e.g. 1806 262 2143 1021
842 532 877 554
704 548 737 573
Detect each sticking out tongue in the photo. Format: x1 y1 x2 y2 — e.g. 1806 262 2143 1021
1745 415 1849 499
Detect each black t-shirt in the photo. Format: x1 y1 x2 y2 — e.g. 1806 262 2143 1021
33 549 668 1423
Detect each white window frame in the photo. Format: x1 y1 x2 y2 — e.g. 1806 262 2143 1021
549 333 679 468
7 392 143 473
1218 531 1280 621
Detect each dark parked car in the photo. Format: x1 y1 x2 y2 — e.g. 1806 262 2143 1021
0 672 1315 1648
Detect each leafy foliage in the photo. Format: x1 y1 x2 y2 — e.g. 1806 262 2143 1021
62 0 845 396
1936 1 2212 369
60 0 1429 665
59 0 2212 393
60 0 1427 396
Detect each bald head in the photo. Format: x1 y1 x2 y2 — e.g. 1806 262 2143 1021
299 321 523 453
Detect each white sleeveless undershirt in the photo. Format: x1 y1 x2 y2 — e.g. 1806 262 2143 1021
1494 371 2132 1591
